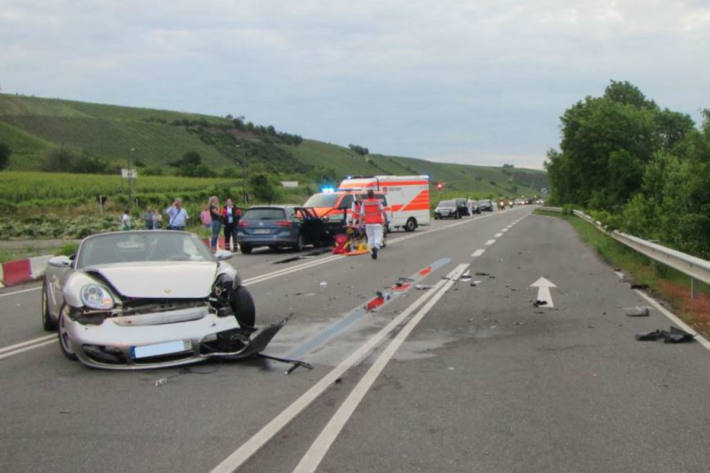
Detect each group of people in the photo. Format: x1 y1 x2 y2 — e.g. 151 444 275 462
201 196 243 252
120 196 242 252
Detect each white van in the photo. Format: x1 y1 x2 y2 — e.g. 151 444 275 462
337 175 431 231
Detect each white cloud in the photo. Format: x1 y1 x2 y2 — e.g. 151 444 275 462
0 0 708 169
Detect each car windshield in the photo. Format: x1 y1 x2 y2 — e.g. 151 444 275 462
304 193 339 208
437 200 456 208
243 208 287 220
77 232 214 268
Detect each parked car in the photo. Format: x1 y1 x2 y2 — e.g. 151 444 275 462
478 199 494 212
41 230 267 370
434 200 459 219
237 205 329 254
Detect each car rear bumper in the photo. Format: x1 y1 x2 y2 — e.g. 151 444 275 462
65 307 241 370
237 234 299 247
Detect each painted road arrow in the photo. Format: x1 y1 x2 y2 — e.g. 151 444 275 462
530 277 557 308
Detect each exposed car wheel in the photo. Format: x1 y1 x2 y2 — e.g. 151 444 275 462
239 243 252 254
404 217 417 232
57 308 78 361
294 233 304 252
41 281 56 331
231 286 255 329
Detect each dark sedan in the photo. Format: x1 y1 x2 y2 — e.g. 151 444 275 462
237 205 328 254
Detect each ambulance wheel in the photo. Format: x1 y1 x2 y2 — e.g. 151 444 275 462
404 218 417 232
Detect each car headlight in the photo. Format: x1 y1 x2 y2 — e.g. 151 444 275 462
80 284 115 310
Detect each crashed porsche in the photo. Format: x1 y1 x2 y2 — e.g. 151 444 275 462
41 230 277 370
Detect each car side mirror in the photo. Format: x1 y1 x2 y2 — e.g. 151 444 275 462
214 249 233 261
48 255 72 268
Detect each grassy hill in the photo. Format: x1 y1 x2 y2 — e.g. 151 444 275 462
0 93 547 198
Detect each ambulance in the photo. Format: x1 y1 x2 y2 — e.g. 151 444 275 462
304 175 430 232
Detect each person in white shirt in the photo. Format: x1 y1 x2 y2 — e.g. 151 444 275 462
166 198 188 230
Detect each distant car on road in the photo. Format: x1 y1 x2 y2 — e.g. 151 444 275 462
478 200 494 212
237 205 328 254
434 200 459 219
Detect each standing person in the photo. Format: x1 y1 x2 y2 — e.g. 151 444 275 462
208 195 222 251
153 211 163 229
348 195 362 227
143 206 155 229
121 208 131 230
200 205 212 230
165 198 188 230
222 198 242 251
361 189 387 260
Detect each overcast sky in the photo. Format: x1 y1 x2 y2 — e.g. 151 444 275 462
2 1 709 169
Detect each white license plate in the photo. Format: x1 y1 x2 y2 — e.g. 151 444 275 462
253 229 271 234
131 340 191 359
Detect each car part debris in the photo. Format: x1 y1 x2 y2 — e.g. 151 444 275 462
474 272 489 276
630 283 649 290
470 280 481 287
635 327 694 343
460 270 472 281
415 284 432 290
624 306 650 317
533 300 548 307
257 353 314 375
154 377 168 387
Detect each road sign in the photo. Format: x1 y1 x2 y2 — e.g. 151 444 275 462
121 168 137 179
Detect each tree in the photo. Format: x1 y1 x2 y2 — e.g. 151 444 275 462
248 173 280 202
181 151 202 166
0 142 10 169
604 80 656 109
349 144 369 155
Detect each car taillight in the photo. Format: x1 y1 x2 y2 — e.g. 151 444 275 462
276 220 292 228
238 220 249 228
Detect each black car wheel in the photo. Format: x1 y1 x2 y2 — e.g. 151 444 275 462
57 308 78 361
230 286 255 329
41 281 56 331
404 217 417 232
239 243 252 254
294 233 304 252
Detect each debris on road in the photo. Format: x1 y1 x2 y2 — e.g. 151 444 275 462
533 299 548 307
319 281 328 287
460 270 472 282
470 280 481 287
624 306 651 317
635 327 694 343
415 284 432 290
474 272 489 276
154 377 168 387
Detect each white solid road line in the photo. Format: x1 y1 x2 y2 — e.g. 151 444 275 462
0 286 42 298
291 264 470 473
485 239 496 246
209 270 459 473
0 334 55 354
0 339 56 360
472 249 485 258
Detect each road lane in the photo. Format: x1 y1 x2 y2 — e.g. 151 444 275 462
293 212 710 473
0 208 531 473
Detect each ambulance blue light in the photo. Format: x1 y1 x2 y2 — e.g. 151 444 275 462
321 186 335 194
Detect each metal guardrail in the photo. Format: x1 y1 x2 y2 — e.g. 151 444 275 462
572 210 710 298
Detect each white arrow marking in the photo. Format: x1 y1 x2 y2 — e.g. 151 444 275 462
530 277 557 308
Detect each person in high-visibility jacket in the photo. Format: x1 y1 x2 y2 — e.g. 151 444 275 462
348 195 362 227
361 189 387 259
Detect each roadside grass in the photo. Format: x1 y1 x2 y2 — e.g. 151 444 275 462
0 242 77 264
535 209 710 337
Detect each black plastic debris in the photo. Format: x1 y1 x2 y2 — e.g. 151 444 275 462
624 306 650 317
635 327 694 343
475 272 489 276
630 283 649 290
415 284 432 290
533 300 548 307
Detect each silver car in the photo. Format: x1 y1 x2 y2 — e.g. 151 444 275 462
41 231 266 370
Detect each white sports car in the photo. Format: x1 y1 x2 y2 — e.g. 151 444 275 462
41 230 275 370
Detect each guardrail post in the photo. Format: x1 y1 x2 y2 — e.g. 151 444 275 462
691 277 699 299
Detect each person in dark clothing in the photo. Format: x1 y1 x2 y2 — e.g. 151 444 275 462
208 195 223 251
222 198 242 251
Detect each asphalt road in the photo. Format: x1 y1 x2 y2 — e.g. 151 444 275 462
2 207 710 473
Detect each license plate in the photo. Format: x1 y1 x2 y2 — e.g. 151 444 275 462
253 229 271 234
131 340 191 359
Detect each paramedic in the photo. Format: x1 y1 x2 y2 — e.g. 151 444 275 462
349 195 362 227
361 189 387 260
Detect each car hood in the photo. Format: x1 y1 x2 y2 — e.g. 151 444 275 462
88 261 218 298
